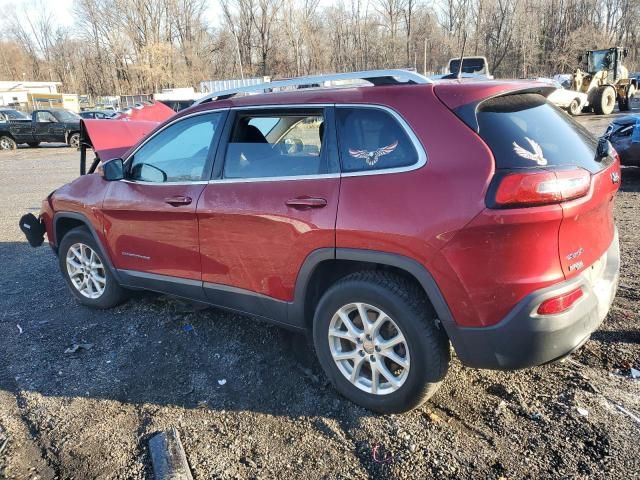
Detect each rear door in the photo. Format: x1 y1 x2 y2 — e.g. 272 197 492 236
101 110 226 283
196 106 340 316
472 93 620 277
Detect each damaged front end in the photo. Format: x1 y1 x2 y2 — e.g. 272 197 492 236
21 102 176 249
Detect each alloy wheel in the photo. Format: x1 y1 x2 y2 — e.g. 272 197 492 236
0 138 14 150
328 302 410 395
65 242 106 299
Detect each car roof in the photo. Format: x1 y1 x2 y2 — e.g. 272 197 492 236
181 79 548 117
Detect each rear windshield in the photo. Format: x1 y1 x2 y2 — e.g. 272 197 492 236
476 93 602 173
449 58 487 74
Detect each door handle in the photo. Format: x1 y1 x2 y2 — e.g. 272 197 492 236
285 197 327 209
164 196 192 206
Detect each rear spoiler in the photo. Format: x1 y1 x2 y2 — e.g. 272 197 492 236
79 102 176 175
433 80 555 133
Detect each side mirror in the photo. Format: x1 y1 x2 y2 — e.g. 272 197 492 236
577 55 583 63
103 158 124 181
623 48 628 58
596 138 612 162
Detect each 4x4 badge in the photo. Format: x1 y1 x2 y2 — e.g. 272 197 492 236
611 171 620 184
349 141 398 166
512 137 548 166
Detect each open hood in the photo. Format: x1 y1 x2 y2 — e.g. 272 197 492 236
79 102 176 174
81 119 162 161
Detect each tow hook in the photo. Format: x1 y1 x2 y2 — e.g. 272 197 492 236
19 213 45 247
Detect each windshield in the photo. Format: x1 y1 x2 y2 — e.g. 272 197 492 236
588 50 610 73
52 110 80 122
0 109 29 120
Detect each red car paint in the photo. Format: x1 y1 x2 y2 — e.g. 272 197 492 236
42 79 620 359
197 178 340 300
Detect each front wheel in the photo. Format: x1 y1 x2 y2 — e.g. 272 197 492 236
568 98 581 116
58 227 128 308
0 136 17 150
313 271 450 413
593 86 616 115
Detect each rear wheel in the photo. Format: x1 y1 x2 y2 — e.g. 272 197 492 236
619 86 635 112
0 136 17 150
593 86 616 115
568 98 581 116
313 271 450 413
58 227 128 308
68 133 80 149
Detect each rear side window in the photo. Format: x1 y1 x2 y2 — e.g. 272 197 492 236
223 110 328 179
336 107 419 173
476 94 601 172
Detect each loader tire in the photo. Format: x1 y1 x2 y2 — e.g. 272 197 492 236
594 86 616 115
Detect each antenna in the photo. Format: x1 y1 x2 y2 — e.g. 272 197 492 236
456 32 468 80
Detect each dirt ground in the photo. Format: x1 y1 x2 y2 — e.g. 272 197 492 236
0 112 639 480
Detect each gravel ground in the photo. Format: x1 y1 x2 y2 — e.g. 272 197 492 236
0 114 639 480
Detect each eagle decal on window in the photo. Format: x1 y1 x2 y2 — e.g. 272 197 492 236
348 140 399 166
512 137 548 165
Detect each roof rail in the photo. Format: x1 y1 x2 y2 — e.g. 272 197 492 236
193 69 432 105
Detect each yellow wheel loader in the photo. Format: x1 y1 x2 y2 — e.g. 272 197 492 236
571 47 637 115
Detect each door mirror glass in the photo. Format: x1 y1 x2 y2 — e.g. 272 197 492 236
103 158 124 181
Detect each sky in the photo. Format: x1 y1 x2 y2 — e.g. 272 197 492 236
0 0 225 28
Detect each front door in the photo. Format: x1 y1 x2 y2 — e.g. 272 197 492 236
33 110 58 142
197 107 340 317
101 111 226 284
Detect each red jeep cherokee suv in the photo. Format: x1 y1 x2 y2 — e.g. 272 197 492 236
21 71 621 413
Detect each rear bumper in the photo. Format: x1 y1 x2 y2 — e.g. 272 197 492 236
448 229 620 370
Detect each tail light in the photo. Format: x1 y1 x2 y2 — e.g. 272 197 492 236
536 287 583 315
490 168 591 208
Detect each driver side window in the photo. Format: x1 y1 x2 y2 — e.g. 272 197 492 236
36 111 56 123
129 112 222 183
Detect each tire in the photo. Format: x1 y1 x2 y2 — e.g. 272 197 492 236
313 271 450 413
58 226 128 309
27 142 40 148
568 98 581 116
619 86 635 112
593 86 616 115
0 135 17 150
68 133 80 149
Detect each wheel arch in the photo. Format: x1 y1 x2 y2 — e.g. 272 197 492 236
53 211 121 282
291 248 458 340
0 131 16 140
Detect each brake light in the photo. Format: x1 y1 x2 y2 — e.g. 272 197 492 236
492 168 591 208
536 287 583 315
